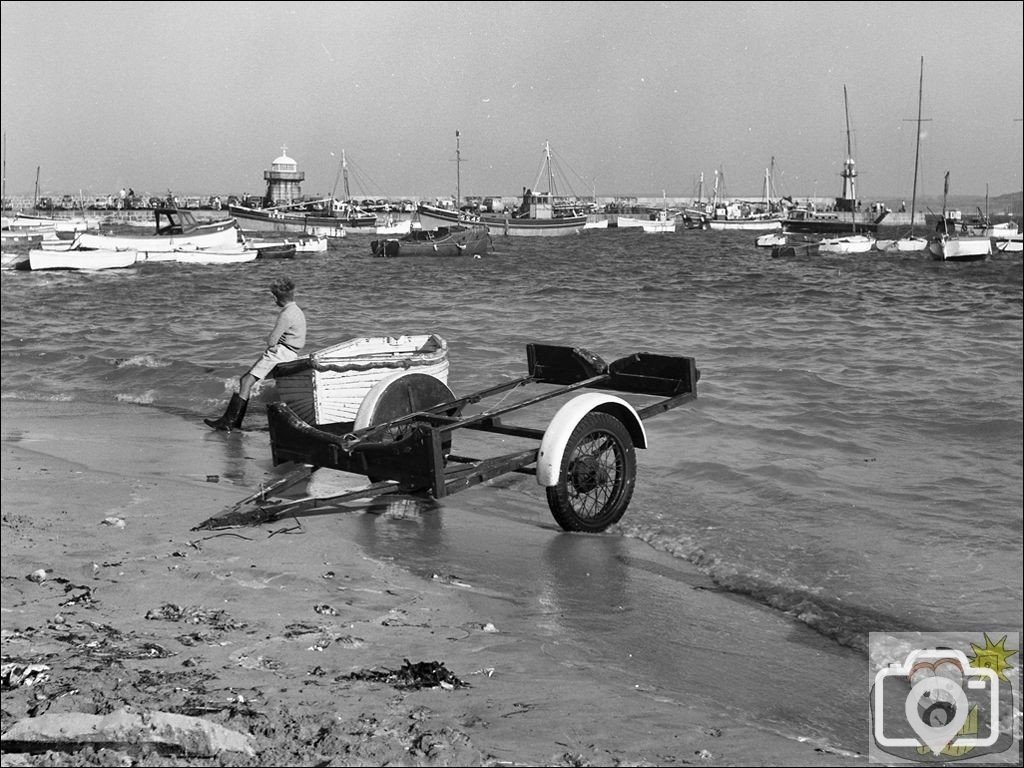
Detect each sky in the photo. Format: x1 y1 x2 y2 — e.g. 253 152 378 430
1 1 1022 203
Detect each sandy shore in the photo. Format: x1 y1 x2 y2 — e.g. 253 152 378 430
1 400 866 767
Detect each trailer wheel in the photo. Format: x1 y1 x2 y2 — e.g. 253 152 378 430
545 412 636 532
355 372 456 483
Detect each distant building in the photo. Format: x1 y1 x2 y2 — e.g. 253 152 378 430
263 146 304 206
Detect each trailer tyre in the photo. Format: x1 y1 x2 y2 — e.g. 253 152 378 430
545 412 636 532
355 372 457 483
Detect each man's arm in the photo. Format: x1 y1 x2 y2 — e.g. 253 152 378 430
266 310 289 348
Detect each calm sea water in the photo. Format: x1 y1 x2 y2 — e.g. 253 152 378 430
2 229 1022 657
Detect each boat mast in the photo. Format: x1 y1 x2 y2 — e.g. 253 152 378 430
33 165 39 210
545 141 554 197
908 56 925 237
342 150 350 202
530 141 557 201
454 129 462 210
839 85 858 211
330 153 343 202
941 170 950 236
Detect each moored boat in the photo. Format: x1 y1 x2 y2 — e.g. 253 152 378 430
478 142 588 237
755 232 788 248
818 233 875 254
704 166 784 231
374 215 413 236
928 234 992 261
243 233 328 254
154 247 257 265
253 242 298 259
28 247 138 271
928 171 992 262
616 193 677 233
617 212 677 233
370 224 491 258
757 231 818 249
706 213 783 231
993 230 1023 253
227 204 353 238
72 207 241 252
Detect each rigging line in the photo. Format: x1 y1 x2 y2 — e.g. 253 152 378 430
531 146 583 199
550 148 591 194
342 155 389 200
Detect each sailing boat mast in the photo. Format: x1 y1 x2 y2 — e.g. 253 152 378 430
908 56 924 237
545 141 554 197
529 141 557 201
941 171 950 236
454 130 462 210
342 150 350 201
839 85 858 210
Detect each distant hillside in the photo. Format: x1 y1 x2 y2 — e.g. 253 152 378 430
911 190 1023 218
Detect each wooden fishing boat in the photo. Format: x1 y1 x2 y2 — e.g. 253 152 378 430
615 193 677 233
269 334 449 426
703 166 784 231
73 207 241 252
370 225 491 257
243 233 328 254
228 204 365 237
253 242 298 259
617 211 677 233
149 246 258 265
417 142 587 237
28 247 138 271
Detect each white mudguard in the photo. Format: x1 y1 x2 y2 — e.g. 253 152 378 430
536 393 647 487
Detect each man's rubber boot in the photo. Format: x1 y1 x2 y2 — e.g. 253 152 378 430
204 393 246 431
230 396 248 430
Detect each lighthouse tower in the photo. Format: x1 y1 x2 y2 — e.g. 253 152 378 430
263 146 305 206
